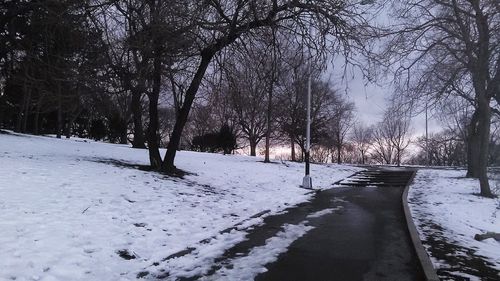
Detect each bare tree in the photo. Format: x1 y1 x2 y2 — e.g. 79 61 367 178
383 0 499 196
371 105 412 166
275 51 309 161
99 0 153 148
437 95 478 171
96 0 195 168
263 28 279 163
222 45 270 156
328 96 355 164
352 122 373 164
413 131 466 167
387 107 412 166
371 124 394 165
1 1 378 174
277 67 341 162
157 0 376 174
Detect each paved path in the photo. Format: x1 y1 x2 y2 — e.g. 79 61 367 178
256 168 425 281
191 168 425 281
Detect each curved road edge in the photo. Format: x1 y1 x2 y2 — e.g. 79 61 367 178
402 169 440 281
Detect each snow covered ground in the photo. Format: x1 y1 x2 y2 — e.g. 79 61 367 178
409 168 500 280
0 131 360 281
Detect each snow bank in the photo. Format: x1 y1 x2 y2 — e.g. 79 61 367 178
409 168 500 277
0 133 359 281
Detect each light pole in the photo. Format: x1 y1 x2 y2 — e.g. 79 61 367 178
302 17 315 190
301 0 374 187
302 70 312 189
425 100 429 166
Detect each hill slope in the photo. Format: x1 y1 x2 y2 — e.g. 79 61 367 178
0 132 360 280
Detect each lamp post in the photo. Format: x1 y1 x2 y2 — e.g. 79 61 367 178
302 70 312 189
302 17 315 190
425 100 429 166
301 0 374 188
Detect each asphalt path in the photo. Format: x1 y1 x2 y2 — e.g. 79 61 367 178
257 173 424 280
191 168 425 281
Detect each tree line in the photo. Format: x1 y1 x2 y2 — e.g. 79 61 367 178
0 0 370 168
0 0 498 197
380 0 500 197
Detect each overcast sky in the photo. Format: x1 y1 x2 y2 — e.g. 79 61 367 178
320 3 444 139
327 59 442 138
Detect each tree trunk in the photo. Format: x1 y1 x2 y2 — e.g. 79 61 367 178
65 107 83 139
336 129 342 164
131 89 146 148
16 81 28 133
147 54 162 170
290 136 296 161
0 100 4 129
466 111 480 178
56 83 62 139
65 115 71 138
22 87 31 133
336 145 341 164
162 52 214 173
264 43 276 163
476 98 493 197
471 8 493 197
120 125 128 144
264 120 271 162
33 94 43 135
250 138 257 156
467 136 480 177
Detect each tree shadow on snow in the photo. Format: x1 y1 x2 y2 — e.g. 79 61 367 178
419 221 500 280
0 130 30 137
90 157 193 179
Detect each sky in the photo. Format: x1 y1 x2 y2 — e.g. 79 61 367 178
327 60 442 138
321 1 443 138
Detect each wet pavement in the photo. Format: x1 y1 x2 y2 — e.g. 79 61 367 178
255 169 424 281
192 168 425 281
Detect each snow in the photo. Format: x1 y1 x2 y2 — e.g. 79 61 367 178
446 271 481 281
306 207 342 219
0 132 360 281
201 222 314 281
408 168 500 278
152 229 249 279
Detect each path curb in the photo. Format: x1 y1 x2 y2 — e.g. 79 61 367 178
402 170 440 281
